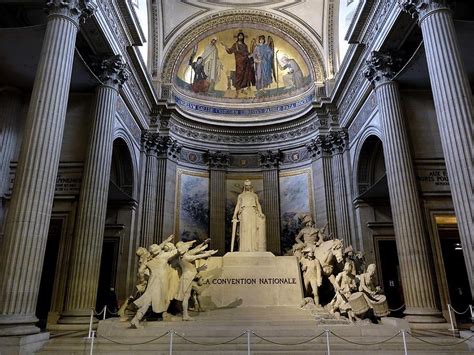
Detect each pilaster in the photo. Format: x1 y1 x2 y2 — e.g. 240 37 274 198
259 150 283 255
330 130 353 247
205 151 230 254
307 135 337 237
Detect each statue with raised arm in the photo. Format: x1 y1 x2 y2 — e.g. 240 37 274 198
175 240 218 320
131 235 178 328
232 179 266 252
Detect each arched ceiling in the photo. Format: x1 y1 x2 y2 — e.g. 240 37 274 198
149 0 337 124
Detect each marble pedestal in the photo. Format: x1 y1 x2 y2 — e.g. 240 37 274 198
198 252 304 308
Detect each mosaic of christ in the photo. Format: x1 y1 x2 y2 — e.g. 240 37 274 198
175 28 312 101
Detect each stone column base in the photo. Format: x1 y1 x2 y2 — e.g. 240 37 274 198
404 307 445 324
0 332 49 355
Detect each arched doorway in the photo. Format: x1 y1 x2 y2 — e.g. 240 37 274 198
96 138 137 315
353 135 404 314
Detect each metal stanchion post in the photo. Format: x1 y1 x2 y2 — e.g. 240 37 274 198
247 330 251 355
89 330 95 355
103 306 107 320
401 329 408 355
169 331 174 355
469 305 473 320
447 304 456 332
88 309 94 338
325 329 330 355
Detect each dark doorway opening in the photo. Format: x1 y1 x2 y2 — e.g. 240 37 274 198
36 218 62 329
439 228 472 324
96 237 119 316
377 238 404 316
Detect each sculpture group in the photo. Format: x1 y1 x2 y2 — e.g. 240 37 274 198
119 235 217 328
292 215 389 322
119 180 387 327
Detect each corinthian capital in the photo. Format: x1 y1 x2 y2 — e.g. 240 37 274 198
398 0 451 20
364 51 401 88
204 151 230 169
330 130 349 154
95 55 129 90
306 134 332 158
258 150 283 169
46 0 95 25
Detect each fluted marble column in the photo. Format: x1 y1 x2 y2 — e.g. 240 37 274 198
206 151 229 255
140 132 159 247
154 136 181 242
330 131 353 247
0 88 22 231
259 151 283 254
365 51 442 322
399 0 474 296
307 135 338 236
60 56 128 325
0 1 93 336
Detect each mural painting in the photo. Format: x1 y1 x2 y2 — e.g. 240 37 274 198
176 28 311 101
279 169 313 253
176 170 209 242
225 177 263 252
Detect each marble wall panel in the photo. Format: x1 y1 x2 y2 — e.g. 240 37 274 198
176 170 209 241
279 169 313 253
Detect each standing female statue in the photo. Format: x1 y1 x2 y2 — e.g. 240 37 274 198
232 180 266 252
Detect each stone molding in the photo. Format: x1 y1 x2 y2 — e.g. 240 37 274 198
364 51 402 88
94 55 129 90
46 0 95 26
258 150 284 169
204 151 231 169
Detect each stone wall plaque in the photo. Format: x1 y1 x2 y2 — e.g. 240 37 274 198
199 252 304 308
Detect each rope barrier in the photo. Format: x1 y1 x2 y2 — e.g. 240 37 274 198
328 330 402 346
96 331 170 345
172 331 247 346
250 330 326 345
407 331 474 347
448 304 472 315
388 304 405 312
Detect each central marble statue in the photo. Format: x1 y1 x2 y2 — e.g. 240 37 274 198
231 179 266 252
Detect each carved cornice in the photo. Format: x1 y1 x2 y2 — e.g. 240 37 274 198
306 134 333 159
398 0 451 22
161 9 325 85
204 151 230 169
168 114 318 146
46 0 95 26
364 51 402 88
259 150 283 169
94 55 129 90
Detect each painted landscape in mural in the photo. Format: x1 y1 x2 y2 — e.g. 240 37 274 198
279 171 312 253
225 178 263 252
177 173 209 242
176 28 311 101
